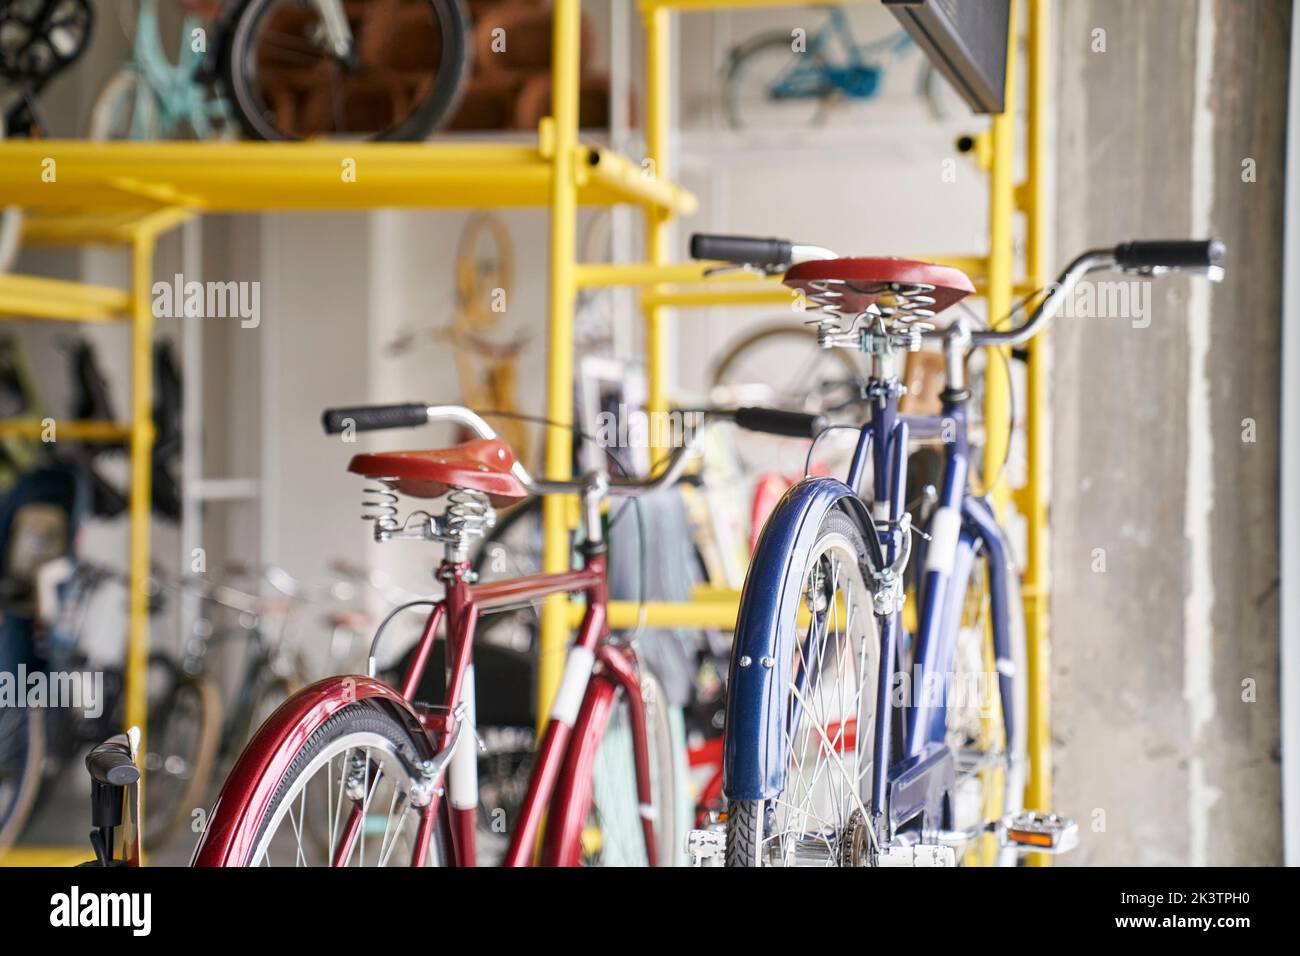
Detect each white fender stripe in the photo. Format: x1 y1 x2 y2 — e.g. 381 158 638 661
924 507 962 576
550 646 595 727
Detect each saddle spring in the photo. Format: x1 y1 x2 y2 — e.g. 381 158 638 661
802 279 939 351
360 482 401 531
444 486 495 543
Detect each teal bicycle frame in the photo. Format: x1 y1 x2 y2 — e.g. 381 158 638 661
109 0 229 139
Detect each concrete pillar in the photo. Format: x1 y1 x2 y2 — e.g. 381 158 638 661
1052 0 1288 864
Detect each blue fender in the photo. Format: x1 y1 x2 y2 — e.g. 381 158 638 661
722 476 874 800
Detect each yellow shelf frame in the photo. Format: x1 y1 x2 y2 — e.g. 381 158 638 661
0 139 695 215
0 0 1053 862
0 213 176 866
0 274 131 322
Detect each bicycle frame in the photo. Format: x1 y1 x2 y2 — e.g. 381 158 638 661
123 0 228 137
193 545 664 867
403 552 661 867
772 7 913 102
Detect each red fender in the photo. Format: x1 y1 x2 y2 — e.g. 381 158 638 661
190 676 430 867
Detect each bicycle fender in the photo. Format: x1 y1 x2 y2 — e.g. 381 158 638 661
722 476 873 801
190 676 430 867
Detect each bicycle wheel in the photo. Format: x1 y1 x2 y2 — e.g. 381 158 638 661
723 32 832 130
225 673 292 765
142 655 223 852
727 506 880 867
944 548 1027 866
0 207 19 274
222 0 471 141
0 121 21 275
219 701 443 866
86 67 160 140
580 671 683 866
0 700 44 855
712 324 862 479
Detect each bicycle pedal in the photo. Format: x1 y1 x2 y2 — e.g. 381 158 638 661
998 810 1079 854
877 844 956 867
686 826 726 867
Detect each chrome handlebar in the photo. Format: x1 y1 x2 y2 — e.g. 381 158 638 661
414 404 702 501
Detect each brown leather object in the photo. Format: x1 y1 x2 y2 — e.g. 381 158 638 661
473 1 595 77
348 438 529 504
253 0 441 136
443 72 525 132
512 71 614 131
356 0 445 74
784 258 976 318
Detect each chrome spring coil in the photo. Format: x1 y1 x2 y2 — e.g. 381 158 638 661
444 486 495 543
361 483 400 532
803 279 940 348
803 279 851 345
875 281 938 322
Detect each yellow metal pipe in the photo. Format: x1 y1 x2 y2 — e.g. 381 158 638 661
643 284 797 309
643 1 672 469
1023 0 1053 861
0 419 130 441
578 146 698 215
0 140 691 214
0 846 93 867
125 230 157 865
575 260 721 288
568 599 740 631
537 0 583 729
23 207 193 247
691 585 742 604
0 274 130 322
982 2 1018 508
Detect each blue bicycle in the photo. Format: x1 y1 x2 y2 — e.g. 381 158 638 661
686 233 1225 866
722 6 948 129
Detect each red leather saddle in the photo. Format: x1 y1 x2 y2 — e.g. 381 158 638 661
348 438 529 504
784 257 976 317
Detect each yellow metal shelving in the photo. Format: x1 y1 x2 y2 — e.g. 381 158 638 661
0 138 695 214
0 0 1055 863
0 209 176 867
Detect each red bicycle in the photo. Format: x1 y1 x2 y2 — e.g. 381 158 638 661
190 401 818 866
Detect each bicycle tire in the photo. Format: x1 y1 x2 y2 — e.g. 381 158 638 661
142 656 223 853
0 121 21 274
711 324 860 407
86 66 160 140
723 32 832 130
944 546 1027 866
221 0 471 141
725 505 881 867
226 674 293 762
573 671 684 866
0 702 44 855
212 701 444 866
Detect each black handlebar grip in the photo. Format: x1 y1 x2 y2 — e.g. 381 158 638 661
322 403 429 435
733 406 828 439
690 233 793 267
85 738 140 787
1114 239 1225 271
